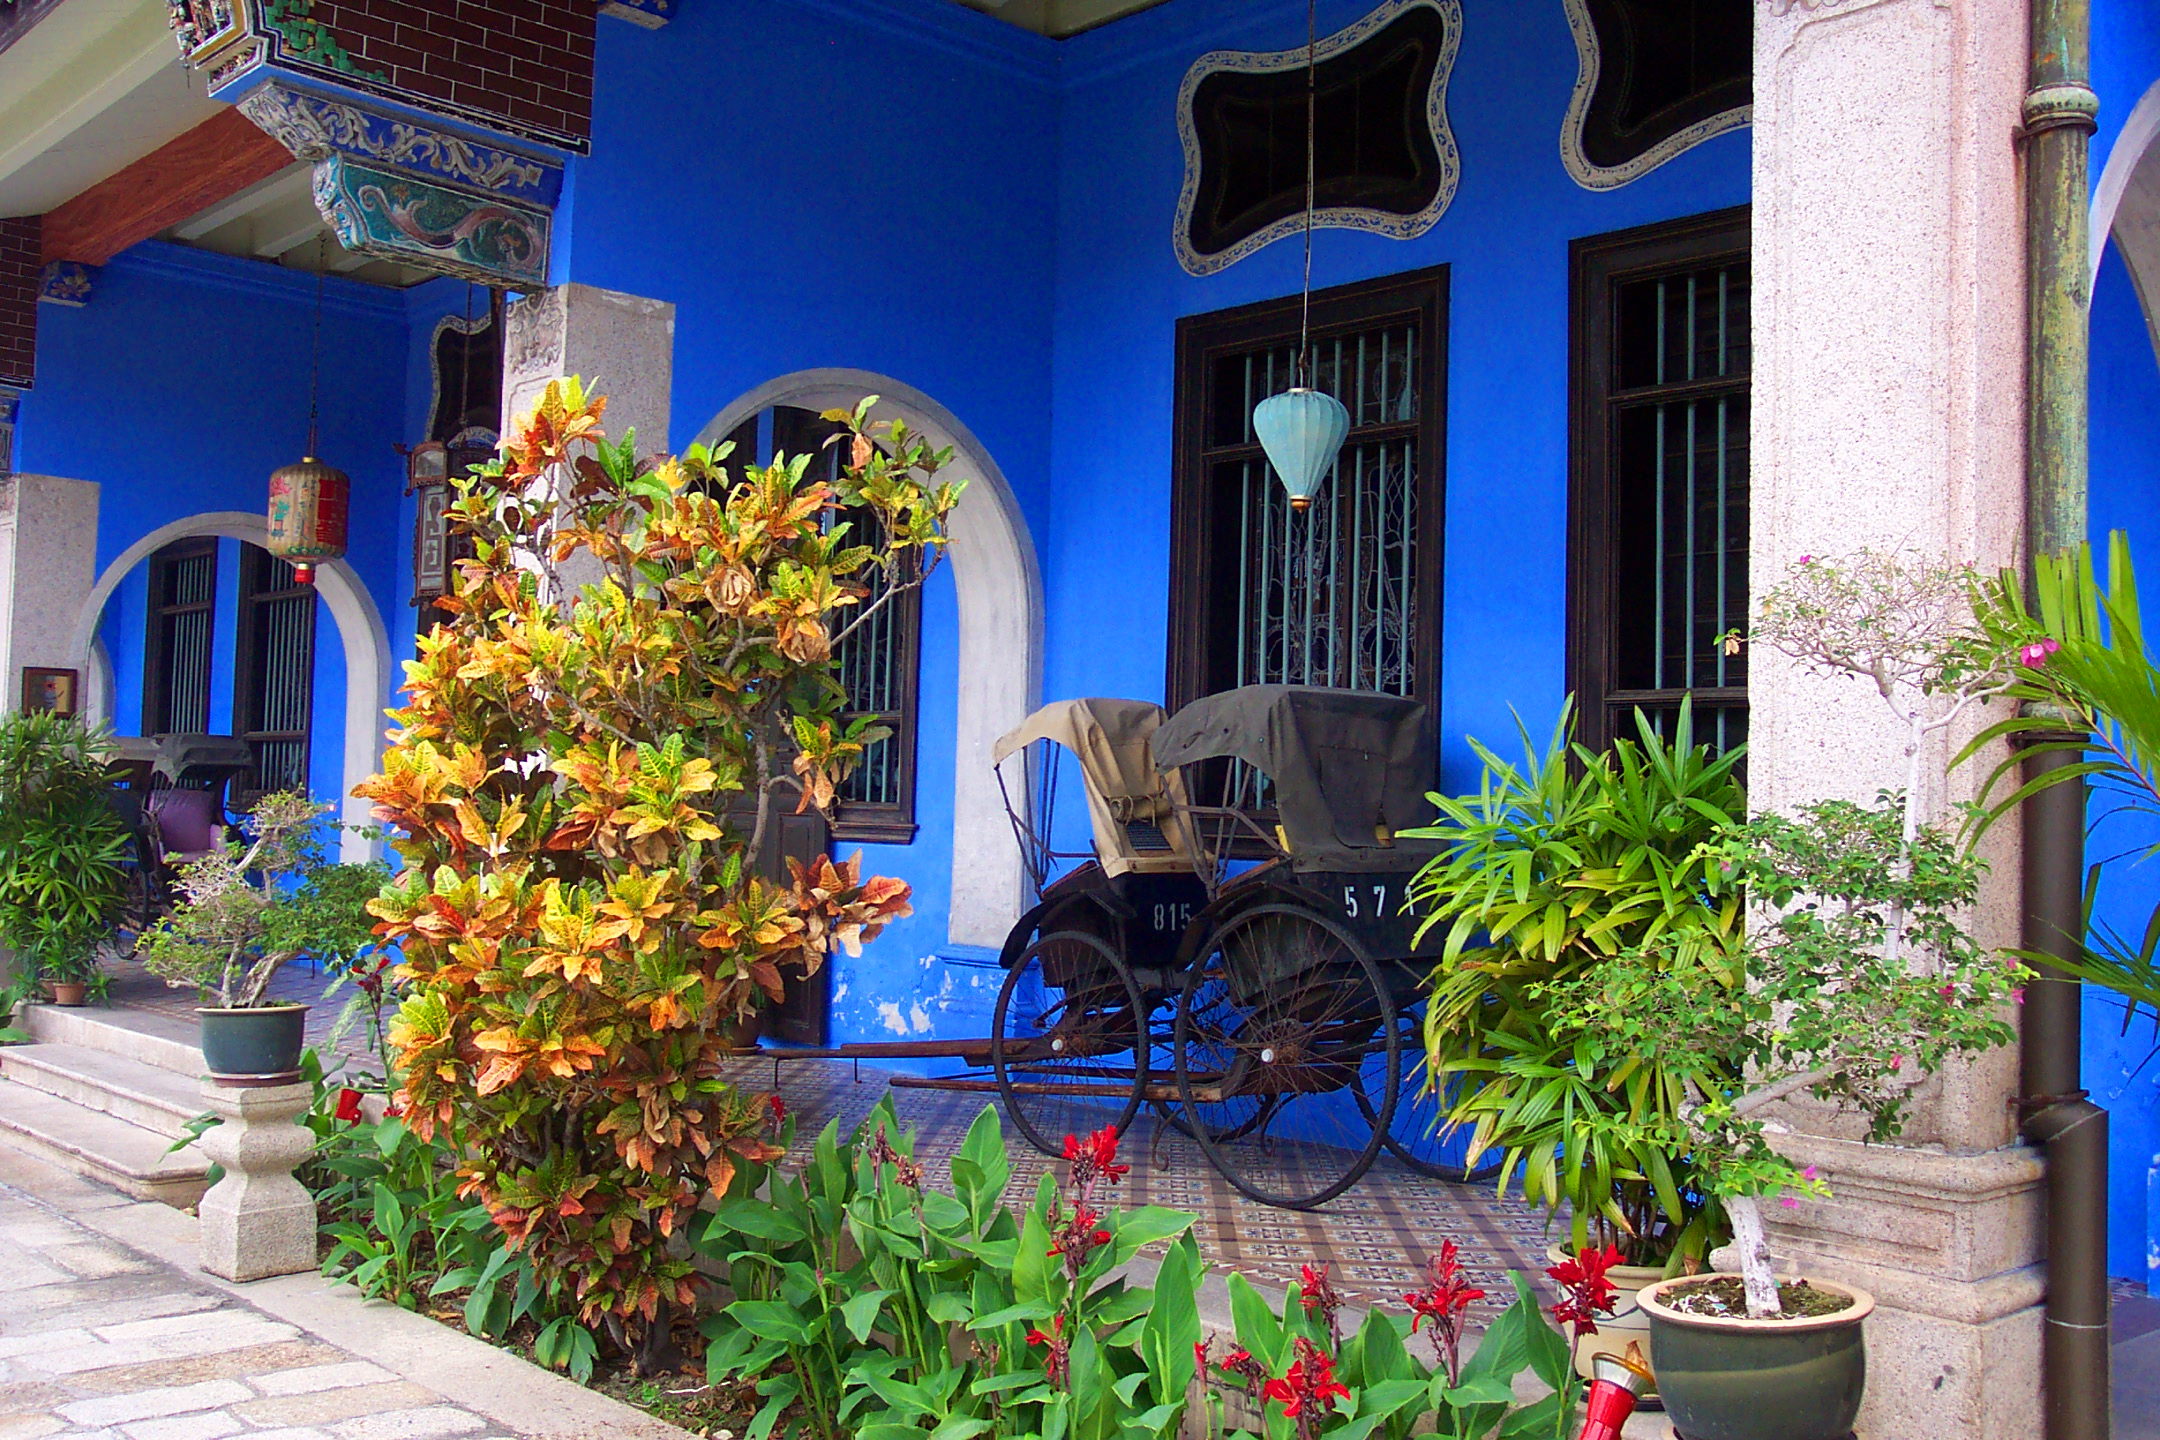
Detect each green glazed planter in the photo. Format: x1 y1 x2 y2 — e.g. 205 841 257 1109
198 1005 309 1086
1638 1274 1873 1440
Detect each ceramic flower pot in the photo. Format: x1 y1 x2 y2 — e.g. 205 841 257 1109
1546 1244 1667 1394
47 982 88 1007
1637 1274 1874 1440
198 1004 310 1086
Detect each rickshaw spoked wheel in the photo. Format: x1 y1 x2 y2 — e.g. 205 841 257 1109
993 929 1148 1159
1173 903 1399 1210
1354 1010 1506 1183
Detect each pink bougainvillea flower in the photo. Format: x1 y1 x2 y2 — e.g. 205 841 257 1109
2019 637 2062 667
1780 1195 1801 1209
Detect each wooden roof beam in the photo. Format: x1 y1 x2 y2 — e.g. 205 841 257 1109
42 107 294 267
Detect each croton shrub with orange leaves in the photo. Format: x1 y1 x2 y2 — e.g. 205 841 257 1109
356 378 958 1369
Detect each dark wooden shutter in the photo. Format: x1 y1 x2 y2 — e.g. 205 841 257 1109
144 539 218 738
1569 206 1751 753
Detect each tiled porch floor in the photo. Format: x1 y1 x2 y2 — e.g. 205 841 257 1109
101 956 1558 1312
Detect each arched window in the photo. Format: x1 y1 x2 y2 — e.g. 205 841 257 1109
721 404 922 844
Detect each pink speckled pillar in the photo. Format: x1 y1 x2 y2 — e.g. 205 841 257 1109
1749 0 2044 1435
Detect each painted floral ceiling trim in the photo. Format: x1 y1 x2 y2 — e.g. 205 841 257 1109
1560 0 1752 191
1174 0 1463 278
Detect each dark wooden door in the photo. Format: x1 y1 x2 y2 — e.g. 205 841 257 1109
737 803 832 1046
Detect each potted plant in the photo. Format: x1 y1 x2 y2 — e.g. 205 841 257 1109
137 790 385 1083
1407 700 1746 1381
0 712 130 1005
1541 552 2027 1440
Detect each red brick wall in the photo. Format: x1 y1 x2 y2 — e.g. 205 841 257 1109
308 1 598 147
0 217 38 390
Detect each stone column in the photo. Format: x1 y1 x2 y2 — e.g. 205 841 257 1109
0 472 99 715
501 283 675 457
195 1081 317 1283
1750 1 2041 1435
500 284 676 595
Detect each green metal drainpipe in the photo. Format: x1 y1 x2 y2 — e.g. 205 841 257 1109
2022 2 2109 1439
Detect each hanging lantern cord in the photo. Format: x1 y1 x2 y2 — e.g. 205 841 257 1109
306 234 326 459
1299 0 1317 388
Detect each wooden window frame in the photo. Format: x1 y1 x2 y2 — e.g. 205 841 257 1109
1567 205 1751 753
1167 265 1450 733
731 407 923 845
232 544 317 803
143 538 218 737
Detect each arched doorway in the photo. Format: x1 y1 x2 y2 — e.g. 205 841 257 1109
2092 77 2160 363
696 372 1043 948
67 512 392 864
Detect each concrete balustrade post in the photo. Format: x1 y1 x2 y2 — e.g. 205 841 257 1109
194 1080 318 1283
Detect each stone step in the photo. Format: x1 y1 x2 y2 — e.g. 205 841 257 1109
19 1002 204 1076
0 1077 209 1208
1 1043 208 1136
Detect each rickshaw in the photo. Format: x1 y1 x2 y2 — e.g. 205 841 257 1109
1150 684 1473 1209
986 698 1211 1158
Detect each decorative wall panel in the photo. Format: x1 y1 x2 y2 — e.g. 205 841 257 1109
1174 0 1461 277
1560 0 1751 190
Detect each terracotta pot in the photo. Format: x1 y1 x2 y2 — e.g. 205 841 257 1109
198 1004 310 1086
48 982 87 1007
1637 1274 1874 1440
1545 1244 1668 1397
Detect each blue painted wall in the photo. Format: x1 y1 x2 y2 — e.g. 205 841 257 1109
2085 241 2160 1289
19 242 412 813
567 0 1060 1048
1043 0 1750 818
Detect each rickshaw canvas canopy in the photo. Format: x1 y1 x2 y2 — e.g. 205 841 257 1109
993 698 1196 876
1151 685 1438 872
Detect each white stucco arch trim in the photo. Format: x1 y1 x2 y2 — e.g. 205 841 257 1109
68 511 394 865
696 371 1043 949
2091 78 2160 364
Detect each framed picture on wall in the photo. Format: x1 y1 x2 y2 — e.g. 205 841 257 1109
21 667 78 716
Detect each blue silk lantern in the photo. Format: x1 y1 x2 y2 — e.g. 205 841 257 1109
1254 386 1349 511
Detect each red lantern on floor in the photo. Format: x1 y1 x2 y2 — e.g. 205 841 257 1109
267 456 350 585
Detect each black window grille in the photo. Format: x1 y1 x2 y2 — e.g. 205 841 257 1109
144 539 217 738
234 545 317 800
1570 208 1750 753
1170 268 1448 809
722 405 921 843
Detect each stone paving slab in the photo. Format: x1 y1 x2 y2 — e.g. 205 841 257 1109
0 1148 689 1440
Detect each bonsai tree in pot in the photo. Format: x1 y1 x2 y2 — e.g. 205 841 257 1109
137 790 386 1081
0 712 131 1005
1538 552 2026 1440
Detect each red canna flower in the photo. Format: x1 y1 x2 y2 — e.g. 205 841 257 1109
1546 1244 1625 1338
1402 1240 1486 1386
1262 1338 1350 1437
1063 1125 1130 1191
334 1088 363 1124
1298 1262 1344 1348
1026 1314 1069 1387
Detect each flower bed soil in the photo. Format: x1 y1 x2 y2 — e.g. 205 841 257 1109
1659 1277 1856 1320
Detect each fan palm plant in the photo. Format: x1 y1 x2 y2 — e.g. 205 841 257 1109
1407 700 1747 1265
1965 530 2160 1005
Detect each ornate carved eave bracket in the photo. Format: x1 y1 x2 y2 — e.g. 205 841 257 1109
232 78 562 289
599 0 674 27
